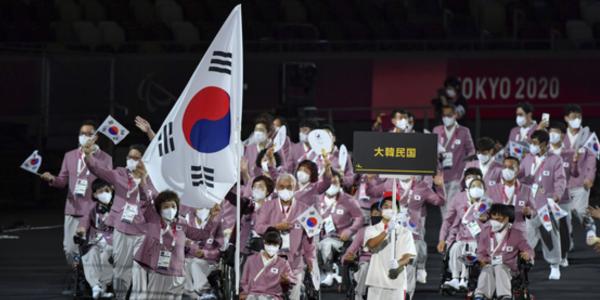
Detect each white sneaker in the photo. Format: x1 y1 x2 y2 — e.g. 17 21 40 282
333 274 343 284
100 291 114 298
92 285 102 300
549 265 561 280
458 278 468 290
560 258 569 267
320 273 333 286
416 269 427 284
443 278 460 290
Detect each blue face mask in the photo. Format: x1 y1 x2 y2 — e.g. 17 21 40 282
371 216 383 226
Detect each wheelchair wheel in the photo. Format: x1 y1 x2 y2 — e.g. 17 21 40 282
222 264 235 300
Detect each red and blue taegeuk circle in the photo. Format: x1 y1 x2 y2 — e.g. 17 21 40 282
478 204 487 212
543 214 551 222
594 142 599 152
108 126 119 135
306 217 318 228
467 255 477 262
408 219 416 228
30 158 39 165
182 86 231 153
514 148 522 154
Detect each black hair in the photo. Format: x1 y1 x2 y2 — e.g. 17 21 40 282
331 169 342 182
370 202 380 213
476 137 496 151
406 111 415 121
490 203 515 223
298 160 319 183
91 178 111 201
299 118 319 131
444 76 461 89
464 167 483 179
252 175 275 196
469 178 486 190
517 102 534 115
564 104 582 117
549 122 567 135
391 108 407 119
254 114 272 131
264 227 282 247
81 119 99 132
503 156 520 168
319 124 336 137
128 144 147 156
274 116 290 137
442 103 456 113
531 130 549 145
154 190 180 216
255 149 282 168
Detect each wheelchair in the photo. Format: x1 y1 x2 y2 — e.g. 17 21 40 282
342 252 364 300
438 243 480 298
465 254 535 300
317 239 353 292
202 244 236 300
66 234 115 299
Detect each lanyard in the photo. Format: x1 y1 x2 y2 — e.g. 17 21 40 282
95 209 109 228
320 195 338 215
281 204 291 220
490 230 511 256
531 157 545 183
77 152 90 177
160 221 177 252
254 254 276 281
502 181 518 205
297 147 313 163
126 173 140 201
440 126 458 149
397 179 415 208
462 197 476 224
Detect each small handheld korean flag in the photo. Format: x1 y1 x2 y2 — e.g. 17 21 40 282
494 148 509 164
458 252 478 267
142 5 243 208
273 125 287 153
339 144 348 172
538 205 553 232
472 196 493 219
548 198 568 220
584 132 599 160
296 206 323 238
98 116 130 145
21 150 42 175
509 141 526 160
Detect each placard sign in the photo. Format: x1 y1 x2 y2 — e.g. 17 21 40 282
353 132 438 175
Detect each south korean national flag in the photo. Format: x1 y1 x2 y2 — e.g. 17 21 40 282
142 5 243 208
98 115 130 145
21 150 42 175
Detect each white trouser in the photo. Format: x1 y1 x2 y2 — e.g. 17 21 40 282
147 269 185 300
64 215 82 267
474 264 515 299
526 216 561 265
570 187 597 234
448 241 478 279
112 230 147 300
354 262 369 300
184 258 216 298
247 295 276 300
557 203 572 259
318 237 345 272
417 216 427 270
367 286 405 300
406 243 417 299
82 242 114 290
289 270 304 300
441 180 461 218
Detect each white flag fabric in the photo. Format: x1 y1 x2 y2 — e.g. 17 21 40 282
296 205 323 238
509 141 526 160
98 115 130 145
472 196 493 219
273 125 287 153
575 126 590 150
494 148 509 164
311 259 321 291
548 199 568 220
584 132 599 160
537 205 553 232
142 5 243 208
339 144 348 172
21 150 42 175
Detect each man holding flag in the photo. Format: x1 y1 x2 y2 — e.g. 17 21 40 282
40 120 113 272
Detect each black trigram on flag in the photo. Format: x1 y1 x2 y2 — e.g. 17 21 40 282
208 51 232 75
191 165 214 188
158 122 175 157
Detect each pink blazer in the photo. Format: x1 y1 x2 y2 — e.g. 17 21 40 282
551 148 579 203
293 175 332 206
133 185 215 276
314 192 365 239
517 152 566 209
328 147 355 188
439 191 468 243
561 133 597 189
461 160 503 189
86 155 159 236
432 125 475 182
448 196 490 245
78 204 114 246
352 174 385 210
284 142 311 173
49 148 113 216
185 209 224 265
485 181 536 234
254 198 317 274
506 124 538 145
240 252 298 300
477 226 534 274
341 227 371 264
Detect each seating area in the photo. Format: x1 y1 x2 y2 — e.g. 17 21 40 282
1 0 599 52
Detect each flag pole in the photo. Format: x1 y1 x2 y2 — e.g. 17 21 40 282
391 177 397 260
235 124 241 296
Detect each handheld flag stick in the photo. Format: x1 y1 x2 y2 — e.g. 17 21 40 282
391 177 397 260
235 127 242 296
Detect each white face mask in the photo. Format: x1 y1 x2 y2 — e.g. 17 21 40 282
261 161 270 173
325 185 340 197
126 159 139 172
79 135 92 147
273 126 281 133
502 168 515 181
469 187 484 199
446 89 456 98
196 209 210 222
407 121 414 132
549 132 562 144
465 177 475 189
477 153 490 164
161 207 177 221
299 133 308 143
97 192 112 204
297 171 310 184
516 115 527 127
442 116 455 127
568 118 581 129
264 245 279 257
394 118 408 131
490 220 506 232
381 209 394 220
252 189 266 201
277 189 294 202
254 131 267 144
529 144 540 155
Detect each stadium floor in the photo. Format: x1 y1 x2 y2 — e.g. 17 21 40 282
2 202 600 300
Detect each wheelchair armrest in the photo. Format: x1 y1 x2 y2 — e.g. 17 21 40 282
73 234 86 246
